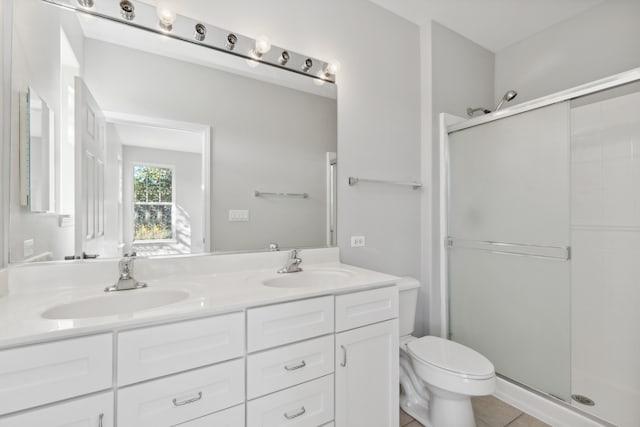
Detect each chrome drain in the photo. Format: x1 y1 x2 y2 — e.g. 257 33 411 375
572 394 595 406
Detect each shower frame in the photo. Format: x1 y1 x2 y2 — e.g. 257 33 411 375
438 67 640 427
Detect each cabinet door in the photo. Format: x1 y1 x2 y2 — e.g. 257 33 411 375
335 319 398 427
0 392 113 427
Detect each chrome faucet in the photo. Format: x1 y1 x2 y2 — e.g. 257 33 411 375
278 249 303 274
105 257 147 292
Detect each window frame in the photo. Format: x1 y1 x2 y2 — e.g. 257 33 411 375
131 162 176 243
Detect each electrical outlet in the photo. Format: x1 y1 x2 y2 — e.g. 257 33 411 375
228 209 249 222
351 235 365 247
23 239 35 258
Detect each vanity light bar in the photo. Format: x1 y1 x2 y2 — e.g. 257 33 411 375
41 0 337 83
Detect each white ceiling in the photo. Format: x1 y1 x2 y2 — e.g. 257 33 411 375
368 0 606 52
112 122 204 154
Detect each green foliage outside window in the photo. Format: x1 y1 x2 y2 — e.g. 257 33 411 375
134 166 173 241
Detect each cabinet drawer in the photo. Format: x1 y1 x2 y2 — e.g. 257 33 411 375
118 312 244 385
0 391 113 427
175 404 244 426
247 335 334 399
118 358 244 427
335 287 398 332
247 374 334 427
247 296 334 352
0 334 112 415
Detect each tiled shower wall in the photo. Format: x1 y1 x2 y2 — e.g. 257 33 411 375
570 89 640 427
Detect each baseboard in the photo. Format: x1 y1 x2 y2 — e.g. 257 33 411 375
494 377 614 427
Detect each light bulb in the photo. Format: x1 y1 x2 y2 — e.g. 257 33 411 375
156 1 177 31
254 35 272 58
324 60 341 77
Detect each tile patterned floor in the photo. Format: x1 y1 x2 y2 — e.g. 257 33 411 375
400 395 551 427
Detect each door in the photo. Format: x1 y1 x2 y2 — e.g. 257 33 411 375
335 319 399 427
0 392 113 427
74 77 106 259
446 102 571 401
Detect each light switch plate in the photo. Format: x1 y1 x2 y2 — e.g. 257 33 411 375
351 236 365 247
228 209 249 222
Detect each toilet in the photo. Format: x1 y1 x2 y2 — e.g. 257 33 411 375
398 278 496 427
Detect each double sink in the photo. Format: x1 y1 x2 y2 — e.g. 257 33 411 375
41 268 354 320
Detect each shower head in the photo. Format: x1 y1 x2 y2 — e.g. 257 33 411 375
494 90 518 111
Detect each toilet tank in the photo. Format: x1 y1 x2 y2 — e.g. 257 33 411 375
397 277 420 336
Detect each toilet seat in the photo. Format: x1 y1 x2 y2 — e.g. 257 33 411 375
407 336 494 380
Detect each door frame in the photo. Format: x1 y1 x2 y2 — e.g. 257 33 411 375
103 111 212 253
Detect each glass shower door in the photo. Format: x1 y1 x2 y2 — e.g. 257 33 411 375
447 102 572 401
570 85 640 426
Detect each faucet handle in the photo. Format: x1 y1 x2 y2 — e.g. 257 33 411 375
290 249 300 258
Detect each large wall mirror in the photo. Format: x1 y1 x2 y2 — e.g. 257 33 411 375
9 0 338 263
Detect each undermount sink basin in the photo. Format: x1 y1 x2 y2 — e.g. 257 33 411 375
262 269 354 288
42 289 189 319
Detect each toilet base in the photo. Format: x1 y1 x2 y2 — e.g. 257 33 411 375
400 385 476 427
400 398 431 427
428 383 475 427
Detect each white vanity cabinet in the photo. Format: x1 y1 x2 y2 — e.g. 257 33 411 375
0 392 114 427
0 284 400 427
117 358 245 427
115 313 246 427
246 296 336 427
246 286 398 427
0 334 113 415
334 287 399 427
117 312 244 385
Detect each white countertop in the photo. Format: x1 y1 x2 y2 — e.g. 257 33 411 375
0 261 399 349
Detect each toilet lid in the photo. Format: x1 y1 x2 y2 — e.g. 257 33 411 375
407 336 494 379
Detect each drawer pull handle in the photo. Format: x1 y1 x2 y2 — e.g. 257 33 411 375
284 406 306 420
340 344 347 367
98 413 104 427
284 360 307 371
172 392 203 407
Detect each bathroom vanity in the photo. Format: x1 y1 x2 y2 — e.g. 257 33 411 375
0 250 400 427
2 1 399 425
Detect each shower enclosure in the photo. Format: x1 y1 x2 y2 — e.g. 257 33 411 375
442 73 640 427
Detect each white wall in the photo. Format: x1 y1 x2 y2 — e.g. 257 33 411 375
164 0 422 279
122 146 203 255
427 21 494 335
495 1 640 104
0 0 7 266
83 38 337 252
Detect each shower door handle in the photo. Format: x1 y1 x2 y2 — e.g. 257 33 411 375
447 237 571 261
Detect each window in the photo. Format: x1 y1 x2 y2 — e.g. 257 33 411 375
133 165 174 241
